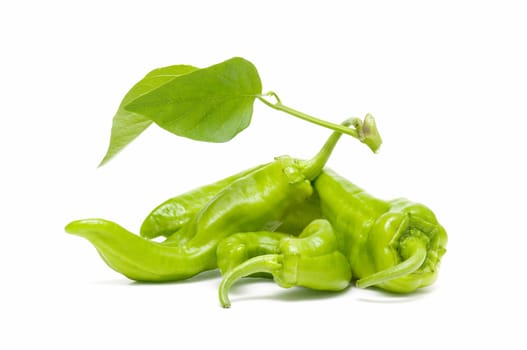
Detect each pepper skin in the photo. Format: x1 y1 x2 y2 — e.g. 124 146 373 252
140 164 265 240
218 219 351 308
274 191 322 235
314 169 448 293
65 119 354 282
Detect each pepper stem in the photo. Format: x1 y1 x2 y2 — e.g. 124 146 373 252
219 254 282 308
356 240 427 289
301 118 355 180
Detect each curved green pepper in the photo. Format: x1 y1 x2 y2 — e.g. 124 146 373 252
65 118 358 282
314 168 448 293
219 219 351 308
159 183 322 246
140 164 266 240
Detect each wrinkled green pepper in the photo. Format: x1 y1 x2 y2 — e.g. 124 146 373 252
65 119 356 282
314 168 448 293
218 219 351 308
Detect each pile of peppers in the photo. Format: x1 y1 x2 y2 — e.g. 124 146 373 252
66 115 447 308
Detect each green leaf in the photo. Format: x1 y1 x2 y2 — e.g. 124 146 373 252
124 57 262 143
99 65 198 167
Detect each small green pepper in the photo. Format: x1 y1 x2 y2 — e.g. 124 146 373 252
314 169 448 293
218 219 351 308
65 118 364 282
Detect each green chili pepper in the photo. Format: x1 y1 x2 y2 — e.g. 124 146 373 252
314 168 448 293
65 117 368 282
152 181 321 247
140 164 266 240
218 219 351 308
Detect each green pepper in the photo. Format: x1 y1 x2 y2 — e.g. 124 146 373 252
158 182 322 246
65 118 359 282
140 164 266 240
218 219 351 308
314 168 448 293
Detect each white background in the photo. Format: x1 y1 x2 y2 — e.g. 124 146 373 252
1 0 526 348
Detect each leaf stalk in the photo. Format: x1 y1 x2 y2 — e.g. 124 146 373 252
257 92 359 140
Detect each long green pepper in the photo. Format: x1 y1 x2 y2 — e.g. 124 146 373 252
143 174 322 246
140 164 266 240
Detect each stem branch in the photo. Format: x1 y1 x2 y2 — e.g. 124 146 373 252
257 94 359 139
302 118 354 180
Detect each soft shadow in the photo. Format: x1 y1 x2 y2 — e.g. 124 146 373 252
228 278 435 305
229 278 351 304
92 269 222 286
271 287 347 302
354 285 434 303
